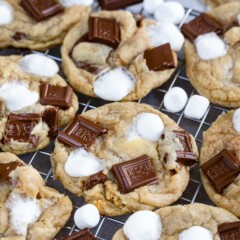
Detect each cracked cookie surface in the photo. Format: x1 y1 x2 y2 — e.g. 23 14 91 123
185 2 240 107
0 0 91 50
113 203 238 240
0 152 72 240
51 102 198 216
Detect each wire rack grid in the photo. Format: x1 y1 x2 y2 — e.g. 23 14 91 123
0 1 229 239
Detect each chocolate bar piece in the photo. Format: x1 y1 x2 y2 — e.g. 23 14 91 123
12 32 26 41
174 130 192 152
201 149 240 193
88 17 120 49
61 228 96 240
4 113 41 147
144 43 175 71
21 0 63 21
42 108 58 139
98 0 143 10
111 155 158 194
218 221 240 240
84 171 107 190
40 83 73 109
58 116 107 148
0 161 24 184
181 13 222 42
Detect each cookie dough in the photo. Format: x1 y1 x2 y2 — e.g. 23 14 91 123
200 109 240 217
184 2 240 108
61 11 178 101
0 152 72 239
51 102 198 216
0 0 91 50
0 55 78 155
112 203 239 240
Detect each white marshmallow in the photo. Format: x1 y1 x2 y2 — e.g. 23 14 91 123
0 81 39 111
233 108 240 133
64 148 104 177
195 32 227 60
179 226 213 240
184 95 210 120
123 210 162 240
60 0 93 7
6 191 41 236
143 0 164 14
163 87 188 112
154 1 185 24
147 22 185 51
93 67 135 101
20 54 59 77
128 113 164 141
74 204 100 229
0 1 14 25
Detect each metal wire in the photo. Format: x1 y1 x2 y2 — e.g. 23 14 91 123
0 2 227 239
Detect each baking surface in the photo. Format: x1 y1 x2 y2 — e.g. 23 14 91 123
0 0 228 239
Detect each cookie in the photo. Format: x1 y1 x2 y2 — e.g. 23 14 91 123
203 0 238 7
61 10 180 101
51 102 198 216
0 54 79 155
112 203 239 240
200 109 240 217
0 152 72 239
182 2 240 108
0 0 92 50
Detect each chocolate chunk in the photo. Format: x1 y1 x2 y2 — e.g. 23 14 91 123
4 113 41 147
61 229 96 240
173 130 192 152
88 17 121 49
98 0 143 10
75 62 102 75
181 13 222 42
58 116 108 148
84 171 107 190
12 32 26 41
111 155 158 194
218 221 240 240
21 0 63 21
42 108 58 139
0 161 24 184
40 83 73 109
201 149 240 193
144 43 175 71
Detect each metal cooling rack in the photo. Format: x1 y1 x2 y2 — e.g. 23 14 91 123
0 1 229 239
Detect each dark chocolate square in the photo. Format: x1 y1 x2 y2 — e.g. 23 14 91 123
21 0 63 21
111 155 158 193
98 0 143 10
218 221 240 240
88 17 120 49
181 13 222 42
40 83 73 109
143 43 175 71
57 116 107 148
61 229 96 240
201 149 240 193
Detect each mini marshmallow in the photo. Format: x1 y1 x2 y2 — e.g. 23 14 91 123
6 191 41 236
60 0 93 7
163 87 188 112
184 95 210 120
93 67 135 101
143 0 164 14
147 22 185 51
64 148 104 177
123 210 162 240
154 1 185 24
0 1 14 25
128 113 164 141
179 226 213 240
233 108 240 133
0 81 39 111
74 204 100 229
195 32 227 60
20 54 59 77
